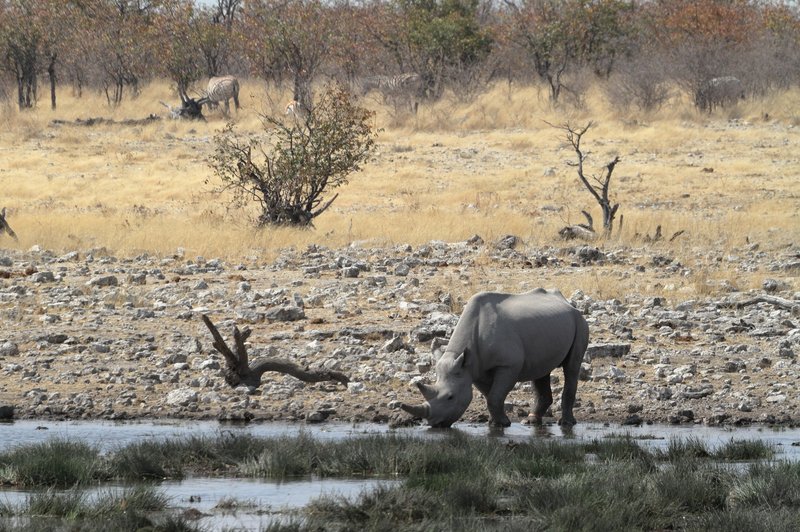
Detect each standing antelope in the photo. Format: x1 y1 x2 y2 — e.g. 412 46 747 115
284 99 309 123
203 75 240 117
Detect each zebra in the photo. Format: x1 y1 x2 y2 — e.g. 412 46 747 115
695 76 745 113
359 73 422 96
358 73 423 113
202 75 240 116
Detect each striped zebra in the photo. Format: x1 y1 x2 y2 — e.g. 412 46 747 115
202 75 240 116
359 73 422 97
358 73 423 113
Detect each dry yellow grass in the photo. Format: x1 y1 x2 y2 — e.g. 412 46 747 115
0 79 798 270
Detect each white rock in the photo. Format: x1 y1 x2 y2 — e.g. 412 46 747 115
165 388 198 406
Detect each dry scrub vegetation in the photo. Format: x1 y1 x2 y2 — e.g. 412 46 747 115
1 80 798 289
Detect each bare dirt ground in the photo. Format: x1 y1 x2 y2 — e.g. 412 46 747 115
1 83 798 428
0 238 797 428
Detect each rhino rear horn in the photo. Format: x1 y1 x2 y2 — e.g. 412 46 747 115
400 402 430 419
416 381 437 401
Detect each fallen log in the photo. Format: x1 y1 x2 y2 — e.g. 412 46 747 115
201 314 350 389
718 295 799 316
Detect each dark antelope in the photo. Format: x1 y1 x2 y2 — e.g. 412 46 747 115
0 207 18 241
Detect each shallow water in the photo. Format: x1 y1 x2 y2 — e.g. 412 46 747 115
1 419 799 459
0 476 395 530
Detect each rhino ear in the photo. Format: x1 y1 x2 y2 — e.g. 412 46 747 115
454 349 469 369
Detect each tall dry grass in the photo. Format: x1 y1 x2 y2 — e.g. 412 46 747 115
0 79 798 263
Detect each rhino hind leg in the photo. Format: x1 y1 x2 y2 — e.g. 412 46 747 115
532 375 553 424
559 365 579 427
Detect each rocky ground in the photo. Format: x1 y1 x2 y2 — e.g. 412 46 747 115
1 237 798 428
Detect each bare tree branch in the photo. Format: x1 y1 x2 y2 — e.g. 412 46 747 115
201 314 350 390
549 122 621 235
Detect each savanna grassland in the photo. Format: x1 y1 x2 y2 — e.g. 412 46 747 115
1 80 798 294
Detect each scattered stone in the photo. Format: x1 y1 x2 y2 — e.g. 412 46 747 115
0 341 19 357
31 271 55 283
87 275 118 287
165 388 198 407
585 343 631 360
264 305 305 322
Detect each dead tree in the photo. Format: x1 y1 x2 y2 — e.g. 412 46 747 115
552 121 621 235
0 208 18 242
201 315 349 389
160 88 206 120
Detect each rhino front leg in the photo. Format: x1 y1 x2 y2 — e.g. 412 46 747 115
532 375 553 424
485 367 518 427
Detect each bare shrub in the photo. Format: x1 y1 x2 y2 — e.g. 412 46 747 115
667 41 744 112
208 86 377 227
606 52 672 112
558 67 593 109
735 34 800 98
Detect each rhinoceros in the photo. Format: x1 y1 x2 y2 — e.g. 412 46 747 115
398 289 589 428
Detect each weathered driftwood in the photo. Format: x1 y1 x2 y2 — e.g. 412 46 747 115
201 314 350 389
50 116 161 127
637 225 685 243
559 210 596 240
718 296 800 316
160 90 206 120
0 207 18 242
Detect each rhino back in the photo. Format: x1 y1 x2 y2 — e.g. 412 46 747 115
449 290 583 380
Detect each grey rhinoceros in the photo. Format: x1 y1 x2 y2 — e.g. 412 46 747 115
397 289 589 428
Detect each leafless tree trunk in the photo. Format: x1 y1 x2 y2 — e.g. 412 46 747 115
48 54 57 110
552 121 621 235
201 315 350 390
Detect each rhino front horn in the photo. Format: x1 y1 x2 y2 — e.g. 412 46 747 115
400 402 430 419
416 382 437 401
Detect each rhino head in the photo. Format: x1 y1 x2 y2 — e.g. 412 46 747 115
399 350 473 428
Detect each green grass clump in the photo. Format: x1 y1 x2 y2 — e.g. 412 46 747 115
0 439 99 488
661 436 711 460
1 486 185 532
713 438 774 461
584 435 654 465
727 461 800 509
